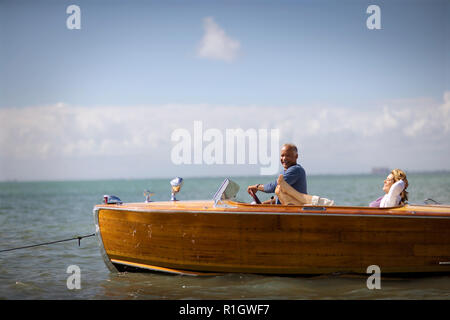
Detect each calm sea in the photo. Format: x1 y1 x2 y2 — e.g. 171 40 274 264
0 173 449 300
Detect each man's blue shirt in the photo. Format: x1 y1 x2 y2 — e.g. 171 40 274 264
263 164 307 195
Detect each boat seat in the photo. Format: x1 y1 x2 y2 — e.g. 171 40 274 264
275 174 334 206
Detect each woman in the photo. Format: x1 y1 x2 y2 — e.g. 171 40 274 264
370 169 409 207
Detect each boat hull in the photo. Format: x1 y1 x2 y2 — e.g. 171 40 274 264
94 201 450 275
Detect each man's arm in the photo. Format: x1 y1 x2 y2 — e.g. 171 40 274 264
247 184 276 204
248 165 305 196
283 166 301 187
261 166 304 194
284 165 307 194
247 183 265 194
263 180 277 193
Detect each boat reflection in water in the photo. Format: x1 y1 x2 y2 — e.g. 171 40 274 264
94 178 450 276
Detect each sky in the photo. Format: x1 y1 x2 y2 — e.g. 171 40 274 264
0 0 449 181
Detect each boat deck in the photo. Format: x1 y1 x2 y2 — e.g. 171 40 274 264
94 200 450 218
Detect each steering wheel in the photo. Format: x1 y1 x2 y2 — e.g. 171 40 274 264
248 189 261 204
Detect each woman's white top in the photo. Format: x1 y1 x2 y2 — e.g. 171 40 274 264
380 180 405 207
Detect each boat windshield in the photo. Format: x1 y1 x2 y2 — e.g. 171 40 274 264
213 178 240 206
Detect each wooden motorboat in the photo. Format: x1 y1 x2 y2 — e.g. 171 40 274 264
93 179 450 276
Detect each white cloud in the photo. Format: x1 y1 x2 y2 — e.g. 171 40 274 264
440 91 450 132
404 118 426 137
197 17 240 62
0 92 449 180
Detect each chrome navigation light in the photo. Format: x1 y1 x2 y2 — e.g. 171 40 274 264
103 195 123 205
170 177 183 201
143 190 155 203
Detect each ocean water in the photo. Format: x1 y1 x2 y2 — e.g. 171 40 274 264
0 173 449 300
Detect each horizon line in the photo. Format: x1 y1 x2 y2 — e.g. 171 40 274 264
1 169 449 183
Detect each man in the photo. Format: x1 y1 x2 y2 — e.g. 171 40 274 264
247 143 307 204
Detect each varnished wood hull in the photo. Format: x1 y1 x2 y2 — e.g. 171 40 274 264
93 201 450 275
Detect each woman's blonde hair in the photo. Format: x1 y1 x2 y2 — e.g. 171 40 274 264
391 168 408 204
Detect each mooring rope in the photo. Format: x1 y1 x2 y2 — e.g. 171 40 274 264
0 233 96 253
424 198 442 205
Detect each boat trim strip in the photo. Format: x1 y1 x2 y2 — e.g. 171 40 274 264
95 206 450 219
110 258 223 276
93 207 119 272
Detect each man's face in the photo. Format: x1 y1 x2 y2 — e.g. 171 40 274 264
280 146 298 170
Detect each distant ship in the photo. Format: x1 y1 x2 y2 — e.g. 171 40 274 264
371 167 390 175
